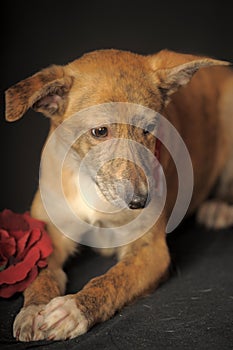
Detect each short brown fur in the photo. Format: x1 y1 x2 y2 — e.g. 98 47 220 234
5 49 233 341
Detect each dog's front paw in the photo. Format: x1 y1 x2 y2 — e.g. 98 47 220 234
35 295 88 340
13 304 46 341
197 200 233 229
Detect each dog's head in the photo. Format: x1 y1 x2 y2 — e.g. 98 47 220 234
5 49 228 210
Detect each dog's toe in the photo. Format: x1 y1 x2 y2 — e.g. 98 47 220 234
13 304 46 341
197 200 233 229
36 295 88 340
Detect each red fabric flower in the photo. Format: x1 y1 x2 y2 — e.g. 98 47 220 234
0 209 53 298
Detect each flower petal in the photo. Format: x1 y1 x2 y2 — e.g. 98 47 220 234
16 229 41 261
0 229 10 240
13 231 30 260
9 230 26 241
0 235 16 265
23 212 45 230
0 266 38 298
37 230 53 259
0 229 16 268
0 209 29 231
0 210 53 298
0 247 40 284
37 259 48 268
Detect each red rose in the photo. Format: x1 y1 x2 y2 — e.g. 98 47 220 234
0 209 53 298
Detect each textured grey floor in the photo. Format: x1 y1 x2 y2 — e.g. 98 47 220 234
1 218 233 350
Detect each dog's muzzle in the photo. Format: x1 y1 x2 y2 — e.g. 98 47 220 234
111 177 150 210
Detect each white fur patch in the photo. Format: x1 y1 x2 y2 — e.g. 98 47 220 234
13 304 46 341
13 296 88 341
35 296 88 340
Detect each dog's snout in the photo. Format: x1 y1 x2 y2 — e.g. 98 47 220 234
128 194 148 210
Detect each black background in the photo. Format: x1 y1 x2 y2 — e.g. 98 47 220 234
1 3 233 349
1 0 232 212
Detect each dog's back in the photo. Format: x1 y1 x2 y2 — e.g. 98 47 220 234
163 66 233 213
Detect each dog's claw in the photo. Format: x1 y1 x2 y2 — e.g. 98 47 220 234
13 304 47 342
35 296 89 340
13 297 89 341
15 328 20 341
47 334 55 340
16 329 20 337
39 323 48 331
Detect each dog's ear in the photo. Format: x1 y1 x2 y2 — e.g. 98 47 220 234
5 65 74 122
147 50 230 104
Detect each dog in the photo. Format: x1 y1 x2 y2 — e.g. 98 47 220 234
5 49 233 341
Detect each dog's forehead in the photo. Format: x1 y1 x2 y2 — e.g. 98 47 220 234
69 49 146 73
68 49 151 91
65 50 162 116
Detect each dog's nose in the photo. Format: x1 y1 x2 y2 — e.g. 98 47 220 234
128 195 148 210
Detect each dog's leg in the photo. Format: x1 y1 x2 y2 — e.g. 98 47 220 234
197 200 233 229
197 78 233 230
196 159 233 230
13 267 67 341
13 220 77 341
197 164 233 229
33 224 170 341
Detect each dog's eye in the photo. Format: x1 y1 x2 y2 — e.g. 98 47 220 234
143 124 155 135
91 127 108 138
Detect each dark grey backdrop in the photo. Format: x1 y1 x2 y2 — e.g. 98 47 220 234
1 3 233 350
1 0 232 212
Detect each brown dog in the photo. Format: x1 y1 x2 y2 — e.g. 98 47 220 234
5 49 233 341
